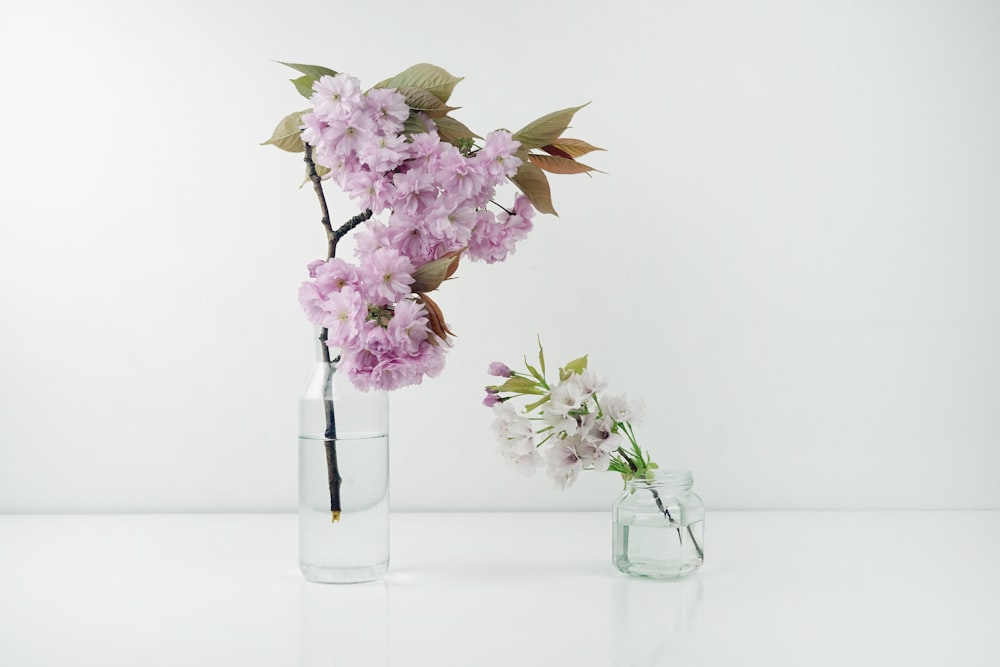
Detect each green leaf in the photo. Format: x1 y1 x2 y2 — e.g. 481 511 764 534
524 357 543 383
608 460 629 475
509 162 557 216
397 87 459 119
524 395 551 412
609 457 635 484
402 114 431 136
496 376 545 395
374 63 463 103
261 109 308 153
541 138 606 159
537 335 546 375
526 153 603 175
563 354 588 376
435 115 480 148
278 62 339 80
291 75 316 99
512 104 589 150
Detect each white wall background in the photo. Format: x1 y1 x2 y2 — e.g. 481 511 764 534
1 0 997 513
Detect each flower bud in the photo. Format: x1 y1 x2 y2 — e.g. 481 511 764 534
488 362 512 378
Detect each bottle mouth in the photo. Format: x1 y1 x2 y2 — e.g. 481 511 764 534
627 468 693 488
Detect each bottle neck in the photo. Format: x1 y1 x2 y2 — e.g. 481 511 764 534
626 469 693 492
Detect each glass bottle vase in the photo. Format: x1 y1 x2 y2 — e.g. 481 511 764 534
299 344 389 583
612 469 705 579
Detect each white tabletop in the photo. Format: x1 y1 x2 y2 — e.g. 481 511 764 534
1 511 997 666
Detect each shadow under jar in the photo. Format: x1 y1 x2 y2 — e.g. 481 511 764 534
612 469 705 579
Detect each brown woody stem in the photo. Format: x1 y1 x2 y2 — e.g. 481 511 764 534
318 328 342 522
303 144 371 522
303 143 372 259
334 209 374 252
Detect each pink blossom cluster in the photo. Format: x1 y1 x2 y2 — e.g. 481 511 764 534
298 253 445 391
298 73 537 391
490 370 646 490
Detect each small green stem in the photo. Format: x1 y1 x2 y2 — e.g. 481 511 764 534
618 447 639 472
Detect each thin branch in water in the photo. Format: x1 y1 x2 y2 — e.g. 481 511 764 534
650 487 676 524
318 328 341 522
687 524 704 560
650 487 704 560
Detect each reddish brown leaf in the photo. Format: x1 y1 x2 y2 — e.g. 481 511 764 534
527 153 603 175
540 144 573 159
442 249 464 279
542 137 606 159
418 292 454 340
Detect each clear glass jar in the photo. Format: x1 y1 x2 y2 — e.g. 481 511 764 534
612 469 705 579
299 344 389 583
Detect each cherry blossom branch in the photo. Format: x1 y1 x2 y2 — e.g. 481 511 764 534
303 146 341 521
333 209 373 254
317 328 342 521
303 144 373 259
303 143 355 522
487 345 704 560
303 144 335 260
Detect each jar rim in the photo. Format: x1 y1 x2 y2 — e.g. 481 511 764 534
626 468 693 488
